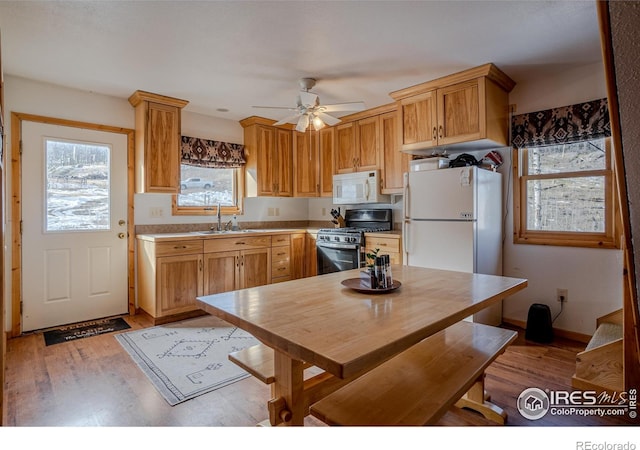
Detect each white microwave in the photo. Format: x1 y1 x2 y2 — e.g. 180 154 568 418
333 170 390 205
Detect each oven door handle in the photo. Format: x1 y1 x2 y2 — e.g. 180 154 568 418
317 242 360 250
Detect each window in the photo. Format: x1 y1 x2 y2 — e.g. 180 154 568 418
513 138 617 248
172 136 245 216
45 138 111 231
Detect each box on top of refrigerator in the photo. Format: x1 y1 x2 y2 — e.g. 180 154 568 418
410 157 449 171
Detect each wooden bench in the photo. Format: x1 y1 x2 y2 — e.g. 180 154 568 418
309 321 517 426
229 343 318 384
572 309 623 393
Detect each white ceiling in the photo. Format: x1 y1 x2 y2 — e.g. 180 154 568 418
0 0 602 122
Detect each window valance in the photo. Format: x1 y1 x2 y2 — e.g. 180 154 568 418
181 135 246 168
511 98 610 149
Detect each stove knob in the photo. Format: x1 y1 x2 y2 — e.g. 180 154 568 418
334 236 340 242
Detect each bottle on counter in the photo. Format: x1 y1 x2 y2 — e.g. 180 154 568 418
231 214 240 231
375 256 387 289
384 254 393 287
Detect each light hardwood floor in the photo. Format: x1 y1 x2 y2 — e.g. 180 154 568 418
3 313 636 426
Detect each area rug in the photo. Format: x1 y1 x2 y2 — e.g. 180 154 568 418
43 316 131 346
115 315 259 406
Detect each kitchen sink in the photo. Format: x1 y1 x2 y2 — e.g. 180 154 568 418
191 229 257 235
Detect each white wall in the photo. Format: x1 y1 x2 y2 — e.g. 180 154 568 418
502 62 623 336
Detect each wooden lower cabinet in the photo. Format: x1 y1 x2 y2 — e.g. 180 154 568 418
304 232 318 278
136 239 204 323
137 231 318 323
364 234 402 265
204 236 272 291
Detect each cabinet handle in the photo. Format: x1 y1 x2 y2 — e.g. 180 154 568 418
199 260 202 271
277 267 286 271
236 256 240 268
241 255 245 266
173 245 187 249
438 125 443 139
432 126 437 141
235 242 246 245
276 252 286 256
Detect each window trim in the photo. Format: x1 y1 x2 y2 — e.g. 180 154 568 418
513 138 619 249
171 166 245 216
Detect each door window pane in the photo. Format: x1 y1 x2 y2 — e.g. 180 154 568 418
45 139 111 231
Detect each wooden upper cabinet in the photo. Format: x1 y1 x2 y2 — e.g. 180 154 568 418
318 127 334 197
293 130 319 197
357 116 380 171
335 117 380 174
335 121 357 174
241 117 293 197
379 110 408 194
128 90 188 194
390 63 515 153
400 91 437 149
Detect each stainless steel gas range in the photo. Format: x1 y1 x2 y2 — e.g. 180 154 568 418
316 209 392 275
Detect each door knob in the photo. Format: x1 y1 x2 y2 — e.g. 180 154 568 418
118 220 126 226
118 232 126 239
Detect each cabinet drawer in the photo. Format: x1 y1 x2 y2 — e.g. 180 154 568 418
364 236 401 253
204 235 272 253
272 246 291 278
271 234 291 247
155 240 203 257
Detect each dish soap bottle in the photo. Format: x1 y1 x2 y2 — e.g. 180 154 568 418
231 214 240 231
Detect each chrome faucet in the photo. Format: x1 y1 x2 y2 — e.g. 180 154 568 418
216 202 222 231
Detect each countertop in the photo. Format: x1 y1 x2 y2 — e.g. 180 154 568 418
136 227 401 242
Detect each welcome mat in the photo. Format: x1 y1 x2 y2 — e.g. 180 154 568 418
115 315 259 406
44 316 131 346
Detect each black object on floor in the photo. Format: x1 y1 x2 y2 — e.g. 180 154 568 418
525 303 554 343
43 317 131 346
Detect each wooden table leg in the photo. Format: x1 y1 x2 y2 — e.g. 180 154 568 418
268 350 305 426
455 373 508 424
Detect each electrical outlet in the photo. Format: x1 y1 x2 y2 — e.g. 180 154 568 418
267 207 275 217
557 288 568 303
149 207 164 218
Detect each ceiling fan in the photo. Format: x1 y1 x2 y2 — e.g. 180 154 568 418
252 78 366 132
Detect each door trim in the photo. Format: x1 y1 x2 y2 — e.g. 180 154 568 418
10 112 135 336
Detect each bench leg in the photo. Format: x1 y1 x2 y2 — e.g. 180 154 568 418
455 374 507 425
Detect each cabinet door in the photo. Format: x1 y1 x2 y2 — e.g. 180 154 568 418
203 251 239 295
304 233 317 278
290 233 306 280
293 130 319 197
275 128 293 196
145 102 181 193
437 79 482 145
356 116 380 171
156 253 203 316
318 127 334 197
380 111 409 194
335 122 357 174
256 125 277 196
400 91 438 151
240 248 271 289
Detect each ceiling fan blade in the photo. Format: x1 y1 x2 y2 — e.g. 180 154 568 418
296 115 310 132
315 111 341 126
274 113 302 126
320 101 366 113
299 91 318 108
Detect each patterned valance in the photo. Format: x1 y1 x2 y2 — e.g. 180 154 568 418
511 98 610 148
181 136 246 168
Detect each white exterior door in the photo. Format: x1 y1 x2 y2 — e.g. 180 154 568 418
21 122 128 331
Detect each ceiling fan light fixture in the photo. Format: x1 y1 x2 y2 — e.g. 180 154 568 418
312 114 325 131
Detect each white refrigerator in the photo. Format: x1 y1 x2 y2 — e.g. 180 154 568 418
403 165 503 325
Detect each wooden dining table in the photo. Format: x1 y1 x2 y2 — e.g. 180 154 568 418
196 265 528 426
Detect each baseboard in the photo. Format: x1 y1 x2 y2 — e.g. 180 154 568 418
502 317 592 344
